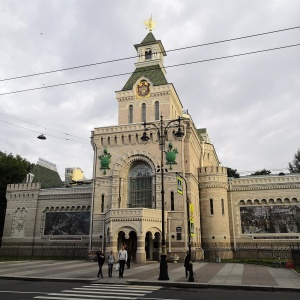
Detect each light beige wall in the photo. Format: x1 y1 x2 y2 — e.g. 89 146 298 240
228 175 300 246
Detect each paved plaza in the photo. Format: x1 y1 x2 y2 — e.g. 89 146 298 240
0 260 299 291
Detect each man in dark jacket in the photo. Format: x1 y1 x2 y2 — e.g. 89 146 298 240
184 250 191 277
96 248 105 278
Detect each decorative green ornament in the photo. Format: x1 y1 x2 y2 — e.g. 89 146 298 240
99 148 111 175
165 142 178 170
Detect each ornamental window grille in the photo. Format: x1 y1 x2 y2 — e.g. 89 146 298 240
101 194 104 213
221 199 225 215
128 162 152 208
210 199 214 215
142 103 146 123
176 226 182 240
145 49 152 60
129 105 133 123
171 191 175 211
155 101 159 120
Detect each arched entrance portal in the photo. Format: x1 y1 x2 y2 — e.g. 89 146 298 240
117 230 137 261
145 231 160 261
126 231 137 261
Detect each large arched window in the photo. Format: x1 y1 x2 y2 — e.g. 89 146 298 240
128 162 152 208
129 105 133 123
142 103 146 123
155 101 159 120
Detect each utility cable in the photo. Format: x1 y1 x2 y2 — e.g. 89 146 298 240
1 116 291 172
0 112 89 140
0 25 299 82
0 42 299 96
0 119 90 144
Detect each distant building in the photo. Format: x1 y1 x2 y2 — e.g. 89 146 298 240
65 167 85 185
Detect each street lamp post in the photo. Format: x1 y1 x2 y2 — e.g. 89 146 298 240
176 172 195 282
141 115 184 280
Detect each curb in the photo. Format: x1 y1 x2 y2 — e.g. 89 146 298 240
126 279 300 292
0 275 95 283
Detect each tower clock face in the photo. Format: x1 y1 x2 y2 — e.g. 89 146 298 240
137 79 150 97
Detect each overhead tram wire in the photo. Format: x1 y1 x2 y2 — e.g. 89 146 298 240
1 42 300 96
0 119 90 144
0 111 89 141
0 117 292 172
0 25 299 82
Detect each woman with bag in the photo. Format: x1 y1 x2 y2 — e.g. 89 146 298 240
107 250 115 277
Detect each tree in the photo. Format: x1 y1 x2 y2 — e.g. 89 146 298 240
288 149 300 173
227 167 240 178
0 151 34 243
250 169 271 176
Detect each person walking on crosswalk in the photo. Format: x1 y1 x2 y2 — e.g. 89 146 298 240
107 250 115 277
118 245 128 277
96 248 105 278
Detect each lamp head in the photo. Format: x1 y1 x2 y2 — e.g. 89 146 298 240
174 127 184 139
37 134 46 140
140 131 150 142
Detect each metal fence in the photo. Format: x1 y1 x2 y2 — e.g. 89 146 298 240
0 243 89 260
203 242 300 265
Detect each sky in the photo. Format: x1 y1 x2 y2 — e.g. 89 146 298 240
1 0 300 180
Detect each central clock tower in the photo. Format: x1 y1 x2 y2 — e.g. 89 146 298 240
116 18 183 125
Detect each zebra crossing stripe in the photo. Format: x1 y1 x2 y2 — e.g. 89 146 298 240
34 284 162 300
35 295 136 300
63 288 147 296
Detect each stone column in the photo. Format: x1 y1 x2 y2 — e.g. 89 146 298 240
136 235 146 263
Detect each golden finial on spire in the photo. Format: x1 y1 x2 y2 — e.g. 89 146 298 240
144 15 156 32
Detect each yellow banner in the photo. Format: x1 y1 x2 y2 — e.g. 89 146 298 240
189 217 195 237
177 175 183 194
189 203 194 218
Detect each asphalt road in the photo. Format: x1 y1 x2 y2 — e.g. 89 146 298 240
0 279 299 300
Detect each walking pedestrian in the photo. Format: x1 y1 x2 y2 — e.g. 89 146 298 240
96 248 105 278
107 250 115 277
184 250 191 277
118 245 128 277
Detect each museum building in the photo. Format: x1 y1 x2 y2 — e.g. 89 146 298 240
1 23 300 262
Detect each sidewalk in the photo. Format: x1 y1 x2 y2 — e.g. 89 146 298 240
0 260 299 292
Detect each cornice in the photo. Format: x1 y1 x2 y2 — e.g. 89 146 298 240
230 184 300 191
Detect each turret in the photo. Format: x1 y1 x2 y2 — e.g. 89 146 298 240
199 166 233 261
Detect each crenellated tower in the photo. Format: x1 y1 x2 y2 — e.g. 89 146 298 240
199 166 233 260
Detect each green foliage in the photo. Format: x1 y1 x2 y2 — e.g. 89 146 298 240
0 151 34 195
0 151 34 239
227 167 240 178
251 168 271 176
288 149 300 173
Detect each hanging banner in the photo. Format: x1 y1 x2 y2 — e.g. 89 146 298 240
177 174 183 194
189 203 194 218
189 217 195 237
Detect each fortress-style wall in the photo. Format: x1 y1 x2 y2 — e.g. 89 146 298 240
199 166 233 260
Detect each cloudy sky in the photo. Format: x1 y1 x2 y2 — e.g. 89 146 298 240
1 0 299 180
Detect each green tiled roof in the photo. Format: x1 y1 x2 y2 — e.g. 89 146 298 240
196 128 207 141
134 33 166 55
141 32 157 44
122 65 168 91
23 164 63 189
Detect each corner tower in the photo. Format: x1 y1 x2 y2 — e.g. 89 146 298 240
199 166 233 261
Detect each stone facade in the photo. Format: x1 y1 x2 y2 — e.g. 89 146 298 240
1 28 300 262
2 183 91 256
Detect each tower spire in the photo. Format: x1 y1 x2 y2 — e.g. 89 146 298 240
144 15 156 32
